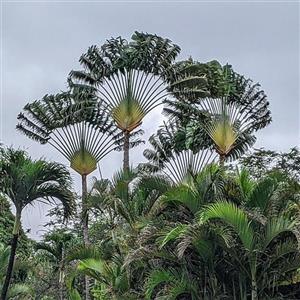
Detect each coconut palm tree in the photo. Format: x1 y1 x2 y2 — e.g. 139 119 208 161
69 32 207 172
0 148 74 299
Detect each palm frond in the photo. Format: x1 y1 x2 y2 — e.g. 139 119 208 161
0 148 75 218
158 224 188 249
199 201 255 250
263 215 297 250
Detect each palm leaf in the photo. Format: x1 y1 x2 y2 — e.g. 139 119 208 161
199 201 255 250
263 215 297 250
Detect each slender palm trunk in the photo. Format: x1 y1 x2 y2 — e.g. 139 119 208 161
58 270 64 300
123 130 130 172
81 174 90 300
58 249 64 300
251 278 258 300
1 212 21 300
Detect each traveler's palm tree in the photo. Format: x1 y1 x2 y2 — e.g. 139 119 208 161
17 86 118 244
141 121 217 183
70 32 207 171
165 61 272 165
35 231 74 300
17 87 118 299
0 148 74 299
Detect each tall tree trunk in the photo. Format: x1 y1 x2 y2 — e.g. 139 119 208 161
219 153 226 167
1 212 21 300
82 174 89 246
123 130 130 172
81 174 90 300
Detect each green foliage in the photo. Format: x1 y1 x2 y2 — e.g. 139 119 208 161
163 60 271 165
0 243 33 299
200 201 255 250
17 85 119 176
141 121 217 183
0 148 75 219
239 147 300 180
5 31 300 300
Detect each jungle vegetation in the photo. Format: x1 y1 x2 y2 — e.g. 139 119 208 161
1 32 299 300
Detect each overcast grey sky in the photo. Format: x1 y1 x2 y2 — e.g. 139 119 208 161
1 1 299 239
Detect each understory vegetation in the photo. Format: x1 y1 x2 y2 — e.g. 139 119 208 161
1 32 299 300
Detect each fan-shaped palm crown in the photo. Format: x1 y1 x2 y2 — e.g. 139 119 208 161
165 60 272 163
17 85 118 176
70 33 180 130
69 32 207 170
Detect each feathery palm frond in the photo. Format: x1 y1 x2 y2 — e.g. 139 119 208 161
0 148 75 218
145 268 198 300
6 283 33 299
263 216 297 250
149 164 224 217
199 201 255 251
